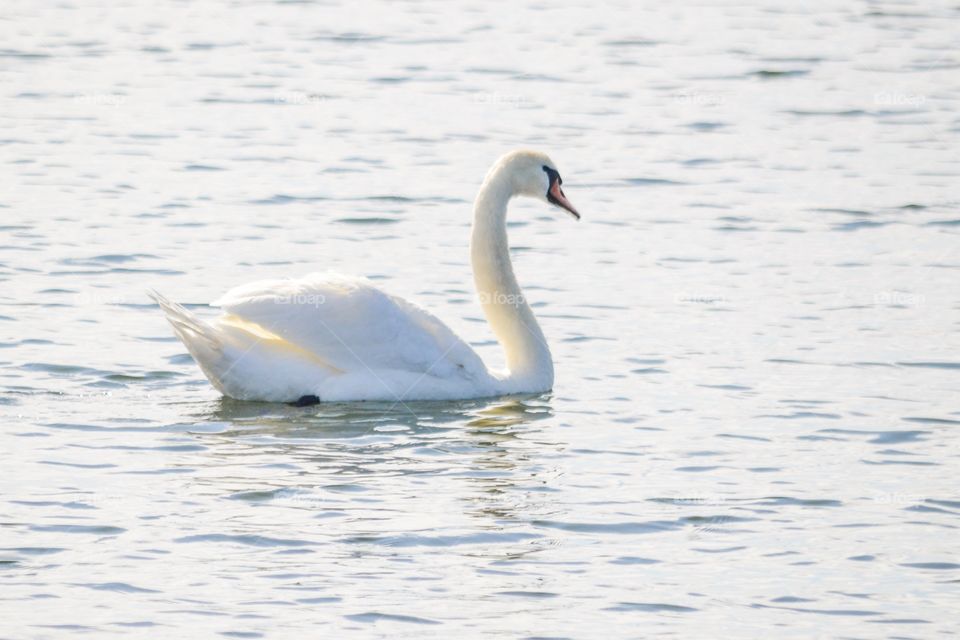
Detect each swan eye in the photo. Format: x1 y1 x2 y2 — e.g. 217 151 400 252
542 165 562 186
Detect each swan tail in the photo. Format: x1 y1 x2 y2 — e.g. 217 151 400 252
148 290 221 351
148 289 235 396
148 290 334 402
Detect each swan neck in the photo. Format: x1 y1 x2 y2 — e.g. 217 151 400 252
470 166 553 392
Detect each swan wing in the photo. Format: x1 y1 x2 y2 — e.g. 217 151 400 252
212 272 488 380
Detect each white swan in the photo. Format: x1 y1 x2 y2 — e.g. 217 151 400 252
150 150 580 403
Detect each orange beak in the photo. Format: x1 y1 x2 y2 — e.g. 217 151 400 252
548 180 580 220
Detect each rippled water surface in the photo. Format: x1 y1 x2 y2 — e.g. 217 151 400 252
2 0 960 637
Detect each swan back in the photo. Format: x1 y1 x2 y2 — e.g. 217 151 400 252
214 272 490 384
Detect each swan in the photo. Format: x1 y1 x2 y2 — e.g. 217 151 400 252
150 150 580 403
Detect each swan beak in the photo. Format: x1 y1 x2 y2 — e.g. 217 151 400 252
548 180 580 220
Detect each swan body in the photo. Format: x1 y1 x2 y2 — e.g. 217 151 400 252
151 150 580 402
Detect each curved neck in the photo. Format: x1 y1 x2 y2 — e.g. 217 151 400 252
470 164 553 392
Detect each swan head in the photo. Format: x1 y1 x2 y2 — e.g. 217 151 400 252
498 150 580 220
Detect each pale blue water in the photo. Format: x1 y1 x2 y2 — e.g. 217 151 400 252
2 0 959 637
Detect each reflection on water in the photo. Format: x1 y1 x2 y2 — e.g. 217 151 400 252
196 393 553 437
183 395 561 536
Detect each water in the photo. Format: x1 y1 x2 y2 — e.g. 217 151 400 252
2 0 959 636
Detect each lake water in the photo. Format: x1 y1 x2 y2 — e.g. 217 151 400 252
2 0 959 636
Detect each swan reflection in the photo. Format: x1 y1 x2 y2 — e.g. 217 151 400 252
185 395 558 529
195 393 554 439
